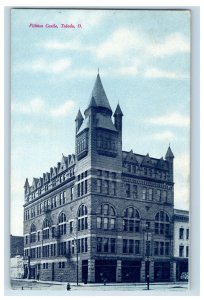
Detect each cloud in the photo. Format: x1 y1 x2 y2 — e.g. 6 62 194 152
148 112 190 127
11 97 45 114
50 100 75 117
151 131 176 142
14 58 71 74
149 32 190 57
12 97 75 118
144 67 189 79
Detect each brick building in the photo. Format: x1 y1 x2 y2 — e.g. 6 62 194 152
23 73 176 283
173 209 189 281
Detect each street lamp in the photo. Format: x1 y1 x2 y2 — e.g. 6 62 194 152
144 223 151 290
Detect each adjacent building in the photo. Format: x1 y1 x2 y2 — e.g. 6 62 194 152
23 73 176 283
10 235 24 279
173 209 189 281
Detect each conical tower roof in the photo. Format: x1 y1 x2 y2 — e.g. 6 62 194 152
114 103 123 116
88 74 112 112
165 146 174 159
75 109 83 122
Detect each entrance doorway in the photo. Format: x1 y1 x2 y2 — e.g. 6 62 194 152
95 260 117 283
122 261 141 282
154 262 170 282
82 260 88 284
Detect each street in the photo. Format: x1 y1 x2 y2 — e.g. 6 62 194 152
10 279 189 293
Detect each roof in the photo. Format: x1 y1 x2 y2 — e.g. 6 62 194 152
75 109 83 122
114 104 123 116
96 114 117 132
88 74 112 112
165 146 174 159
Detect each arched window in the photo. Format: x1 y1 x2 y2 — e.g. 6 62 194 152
123 207 140 232
96 203 116 230
42 219 50 240
155 211 170 235
77 204 88 231
58 212 67 236
30 224 36 243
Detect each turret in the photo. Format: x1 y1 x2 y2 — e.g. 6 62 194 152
75 109 84 133
114 103 123 131
165 145 174 182
24 178 30 195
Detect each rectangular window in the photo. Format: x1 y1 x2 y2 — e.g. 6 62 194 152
71 240 75 254
85 238 88 252
160 242 164 255
85 180 88 194
97 217 102 229
135 221 140 232
127 164 131 172
104 171 109 178
81 181 84 196
123 219 128 231
186 229 189 240
97 170 102 176
63 191 66 204
38 231 40 241
129 220 134 232
103 238 109 252
85 171 88 178
104 180 109 194
179 245 184 257
103 217 108 230
179 228 184 239
132 165 136 173
142 188 147 200
133 185 138 199
160 223 164 235
111 182 116 196
97 237 102 252
157 189 161 202
112 172 116 179
71 187 74 201
148 188 153 201
70 221 73 234
129 239 134 253
165 242 170 256
162 190 167 202
103 204 109 215
77 184 80 197
186 246 189 257
135 240 140 254
110 238 115 253
110 218 115 230
126 184 130 198
96 179 102 193
154 241 159 255
123 239 128 253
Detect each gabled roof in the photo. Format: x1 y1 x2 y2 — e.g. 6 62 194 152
124 150 139 164
75 109 84 122
88 74 112 112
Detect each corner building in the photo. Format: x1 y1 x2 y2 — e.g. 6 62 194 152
23 74 175 283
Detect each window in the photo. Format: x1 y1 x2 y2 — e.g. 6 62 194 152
165 242 170 256
71 187 74 201
133 185 138 199
58 212 67 236
84 180 88 194
96 204 116 231
179 228 184 239
97 237 102 252
42 219 50 240
111 172 116 179
30 224 36 243
63 191 66 204
160 241 164 255
97 170 102 176
104 180 109 194
179 245 184 257
155 211 170 236
104 171 109 178
186 246 189 257
148 189 153 201
51 196 57 209
186 228 189 240
142 188 147 200
126 184 130 198
162 190 167 202
123 239 128 253
111 182 116 196
157 190 161 202
123 207 140 233
38 231 41 241
103 238 109 252
70 221 73 234
129 239 134 253
110 238 115 253
135 240 140 254
96 179 102 193
154 241 159 255
77 204 88 231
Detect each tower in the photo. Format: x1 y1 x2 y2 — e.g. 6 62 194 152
165 145 174 182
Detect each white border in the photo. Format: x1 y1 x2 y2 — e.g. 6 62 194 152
1 0 202 298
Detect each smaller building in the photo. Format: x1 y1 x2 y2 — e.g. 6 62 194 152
10 235 24 258
173 209 189 281
10 255 24 279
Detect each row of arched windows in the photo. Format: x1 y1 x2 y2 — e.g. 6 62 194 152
27 204 171 243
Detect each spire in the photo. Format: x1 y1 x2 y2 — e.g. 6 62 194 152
88 73 112 113
75 109 83 122
165 145 174 159
114 103 123 116
24 178 29 188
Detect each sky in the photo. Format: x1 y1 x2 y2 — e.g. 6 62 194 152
11 9 190 236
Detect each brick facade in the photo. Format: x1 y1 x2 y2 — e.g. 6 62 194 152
23 74 177 283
